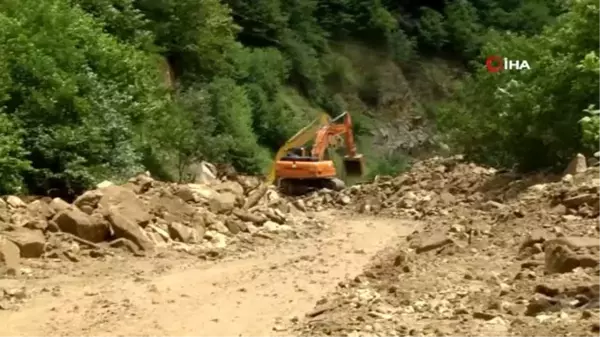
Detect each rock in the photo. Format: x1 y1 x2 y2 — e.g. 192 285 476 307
182 184 219 201
174 186 196 203
152 194 196 222
0 236 20 275
205 230 227 248
225 218 242 235
5 196 26 208
209 192 236 214
525 294 560 316
563 194 598 209
73 190 103 213
49 198 71 213
0 199 8 222
263 220 280 232
107 208 154 251
243 184 268 210
519 229 549 253
416 232 454 254
26 200 55 219
187 161 218 185
232 209 267 225
294 200 307 212
340 195 351 205
544 237 599 274
550 236 600 249
99 186 152 226
564 153 587 175
131 173 154 193
168 222 199 243
3 228 46 258
210 221 230 235
96 180 114 189
52 209 109 242
214 181 244 197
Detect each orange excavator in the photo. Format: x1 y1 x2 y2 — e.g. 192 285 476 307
266 111 365 195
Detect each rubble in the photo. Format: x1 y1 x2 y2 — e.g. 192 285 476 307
0 169 322 264
295 154 599 337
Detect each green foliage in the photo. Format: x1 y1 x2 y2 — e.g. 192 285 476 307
417 8 448 51
0 114 30 194
0 0 585 197
0 0 167 196
437 0 600 171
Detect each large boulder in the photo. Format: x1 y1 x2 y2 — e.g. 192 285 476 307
168 222 201 243
53 209 109 242
0 236 20 275
49 198 71 213
73 190 104 214
3 228 46 258
98 186 152 226
208 192 237 214
107 208 154 251
214 181 244 197
27 200 55 220
150 193 196 223
5 196 26 208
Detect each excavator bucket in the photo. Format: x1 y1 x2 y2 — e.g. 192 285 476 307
343 154 365 177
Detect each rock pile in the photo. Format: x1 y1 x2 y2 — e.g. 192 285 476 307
0 172 317 276
296 154 600 337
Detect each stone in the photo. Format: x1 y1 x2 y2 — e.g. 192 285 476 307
209 192 236 214
3 228 46 258
214 181 244 197
26 200 55 219
210 221 230 235
53 209 109 243
5 196 26 208
73 190 103 212
563 194 598 209
225 218 242 235
107 208 154 251
168 222 199 243
186 184 219 201
263 221 280 232
49 198 71 213
416 232 454 254
152 194 196 222
99 186 152 226
0 236 20 275
544 237 599 274
174 186 197 202
563 153 587 175
340 195 351 205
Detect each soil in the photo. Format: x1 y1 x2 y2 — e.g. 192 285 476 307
0 211 418 336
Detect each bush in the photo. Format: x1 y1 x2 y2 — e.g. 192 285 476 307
0 0 167 197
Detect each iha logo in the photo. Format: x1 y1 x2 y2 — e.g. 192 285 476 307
485 55 531 72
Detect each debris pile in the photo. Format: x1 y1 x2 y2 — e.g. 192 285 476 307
297 154 600 337
0 171 319 275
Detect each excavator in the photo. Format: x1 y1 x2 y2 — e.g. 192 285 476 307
266 111 365 195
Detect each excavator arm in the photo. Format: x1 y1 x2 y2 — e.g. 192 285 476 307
310 111 358 160
266 113 331 185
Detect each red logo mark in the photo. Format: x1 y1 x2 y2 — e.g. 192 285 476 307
485 55 503 73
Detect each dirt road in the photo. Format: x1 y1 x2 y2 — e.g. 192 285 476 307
0 212 417 336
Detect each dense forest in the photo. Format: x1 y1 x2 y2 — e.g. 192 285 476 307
0 0 598 199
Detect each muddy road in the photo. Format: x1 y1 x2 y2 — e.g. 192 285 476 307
0 213 417 336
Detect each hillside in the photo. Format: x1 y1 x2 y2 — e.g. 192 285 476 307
0 0 598 201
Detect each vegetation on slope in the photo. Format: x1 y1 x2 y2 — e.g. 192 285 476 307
0 0 597 198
